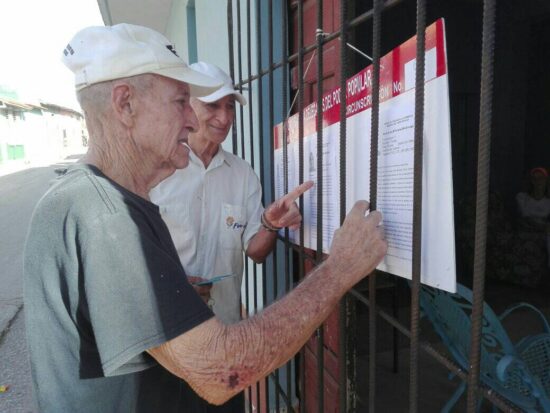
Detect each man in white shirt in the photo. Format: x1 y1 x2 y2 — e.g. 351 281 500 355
150 62 311 412
151 62 310 327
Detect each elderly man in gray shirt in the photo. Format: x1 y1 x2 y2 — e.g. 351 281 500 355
24 23 387 413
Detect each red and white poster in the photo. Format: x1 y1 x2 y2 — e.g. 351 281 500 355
273 19 456 292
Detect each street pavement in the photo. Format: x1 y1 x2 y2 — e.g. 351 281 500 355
0 310 33 413
0 155 83 412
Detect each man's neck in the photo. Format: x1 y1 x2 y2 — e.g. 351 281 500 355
188 133 220 168
83 143 171 200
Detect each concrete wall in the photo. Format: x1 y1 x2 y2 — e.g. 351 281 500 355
166 0 230 69
166 0 234 155
0 108 86 167
165 0 191 61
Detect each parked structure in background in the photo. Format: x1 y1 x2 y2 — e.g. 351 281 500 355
0 85 87 167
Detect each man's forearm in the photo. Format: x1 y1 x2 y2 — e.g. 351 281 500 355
245 229 277 262
150 258 353 405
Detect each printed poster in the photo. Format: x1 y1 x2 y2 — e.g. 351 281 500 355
273 19 456 293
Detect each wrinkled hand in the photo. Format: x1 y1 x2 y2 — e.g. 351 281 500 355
187 276 213 304
327 200 387 284
264 181 314 230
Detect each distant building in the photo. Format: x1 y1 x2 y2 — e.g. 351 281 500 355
0 86 87 166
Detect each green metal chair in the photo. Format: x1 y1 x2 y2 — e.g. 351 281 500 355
418 283 550 412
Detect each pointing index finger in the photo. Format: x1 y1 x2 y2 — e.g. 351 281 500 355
283 181 314 204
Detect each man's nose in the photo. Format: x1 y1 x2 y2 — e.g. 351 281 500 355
217 108 233 126
185 106 199 132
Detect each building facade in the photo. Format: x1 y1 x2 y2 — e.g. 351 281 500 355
0 91 87 168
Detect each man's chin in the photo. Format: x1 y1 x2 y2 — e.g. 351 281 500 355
172 145 190 170
173 157 190 170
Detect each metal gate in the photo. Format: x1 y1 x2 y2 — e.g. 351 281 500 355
226 0 549 411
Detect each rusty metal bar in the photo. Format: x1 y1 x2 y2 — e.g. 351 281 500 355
246 0 253 169
338 0 351 411
409 0 426 411
278 240 316 266
244 3 261 410
227 0 237 154
297 1 307 408
236 0 245 159
238 1 254 409
268 0 275 410
315 1 325 412
296 1 306 275
254 0 265 410
368 0 383 410
280 0 294 410
467 0 496 410
255 0 265 204
268 370 294 410
281 0 289 323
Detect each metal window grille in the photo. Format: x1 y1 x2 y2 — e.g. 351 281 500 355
226 1 538 412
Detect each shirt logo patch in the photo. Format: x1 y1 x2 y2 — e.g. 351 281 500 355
226 216 247 230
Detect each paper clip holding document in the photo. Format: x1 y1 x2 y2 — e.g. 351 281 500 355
191 274 235 286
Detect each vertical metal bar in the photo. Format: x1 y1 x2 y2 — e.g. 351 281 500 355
315 0 324 262
236 6 249 406
315 2 324 413
245 0 255 300
296 0 305 283
338 0 348 240
338 0 350 411
256 0 265 204
268 0 275 410
227 0 237 154
245 2 256 410
280 0 293 410
246 0 254 168
467 0 496 410
281 0 289 297
409 0 426 412
369 1 383 411
297 2 306 412
297 4 305 266
255 1 265 410
236 0 245 160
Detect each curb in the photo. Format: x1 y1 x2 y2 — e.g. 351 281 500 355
0 153 86 178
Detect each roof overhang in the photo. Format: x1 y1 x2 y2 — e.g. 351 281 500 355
0 98 35 111
96 0 174 35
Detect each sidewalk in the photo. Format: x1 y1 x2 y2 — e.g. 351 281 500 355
0 160 30 178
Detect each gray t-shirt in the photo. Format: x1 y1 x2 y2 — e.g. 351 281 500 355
24 164 213 413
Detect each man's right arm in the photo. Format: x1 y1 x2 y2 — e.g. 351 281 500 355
148 200 387 405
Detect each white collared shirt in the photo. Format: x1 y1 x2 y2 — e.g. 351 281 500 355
150 148 263 323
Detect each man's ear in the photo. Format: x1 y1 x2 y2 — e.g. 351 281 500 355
111 83 135 127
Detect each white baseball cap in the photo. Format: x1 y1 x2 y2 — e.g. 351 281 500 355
62 23 223 96
189 62 247 105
